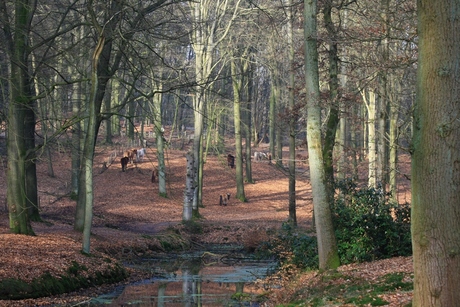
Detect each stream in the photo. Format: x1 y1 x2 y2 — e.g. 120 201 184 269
88 245 277 306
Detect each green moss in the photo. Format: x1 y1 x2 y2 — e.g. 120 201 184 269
159 192 168 198
0 262 128 300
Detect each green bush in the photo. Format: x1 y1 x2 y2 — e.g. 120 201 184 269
260 222 318 270
332 179 412 264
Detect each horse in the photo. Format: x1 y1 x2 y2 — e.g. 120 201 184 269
219 193 230 206
120 156 129 172
127 149 137 164
151 168 157 183
137 148 146 162
227 154 235 169
219 195 227 206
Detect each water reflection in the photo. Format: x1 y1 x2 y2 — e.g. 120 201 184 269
90 257 275 306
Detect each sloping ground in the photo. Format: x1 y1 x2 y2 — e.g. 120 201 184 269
265 256 413 306
0 137 412 306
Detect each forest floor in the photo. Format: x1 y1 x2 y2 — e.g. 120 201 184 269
0 134 413 306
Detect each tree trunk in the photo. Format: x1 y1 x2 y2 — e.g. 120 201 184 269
412 1 460 305
269 71 277 162
6 0 35 235
189 1 210 213
112 78 121 136
337 107 347 181
71 81 82 199
304 0 339 270
287 0 297 225
388 79 398 203
376 91 386 189
104 79 113 144
337 8 349 182
244 58 254 184
183 152 194 221
25 100 39 221
152 79 167 197
128 101 135 140
378 0 390 194
231 58 246 201
322 0 340 198
361 89 377 188
81 33 105 254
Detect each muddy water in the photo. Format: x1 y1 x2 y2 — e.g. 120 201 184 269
90 248 277 306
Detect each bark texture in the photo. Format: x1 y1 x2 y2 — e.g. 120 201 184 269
412 1 460 305
304 0 339 270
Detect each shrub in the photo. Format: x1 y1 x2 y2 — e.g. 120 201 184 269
260 222 318 270
332 179 412 264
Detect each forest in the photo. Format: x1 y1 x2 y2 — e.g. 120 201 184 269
0 0 459 306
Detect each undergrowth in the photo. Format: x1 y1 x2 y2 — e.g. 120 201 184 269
275 270 413 307
260 180 411 271
333 179 412 264
0 260 128 300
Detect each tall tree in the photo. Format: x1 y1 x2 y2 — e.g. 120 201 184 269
304 0 339 270
3 0 36 235
412 0 460 305
286 0 297 225
150 70 167 197
81 29 104 254
244 54 254 184
230 54 246 202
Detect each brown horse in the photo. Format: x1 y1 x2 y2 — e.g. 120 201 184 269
121 157 129 172
151 168 158 183
127 149 137 164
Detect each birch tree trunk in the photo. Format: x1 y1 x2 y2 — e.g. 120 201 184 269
151 79 167 197
361 89 377 188
304 0 339 270
183 152 194 221
412 0 460 305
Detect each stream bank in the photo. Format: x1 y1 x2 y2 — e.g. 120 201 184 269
90 244 278 306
